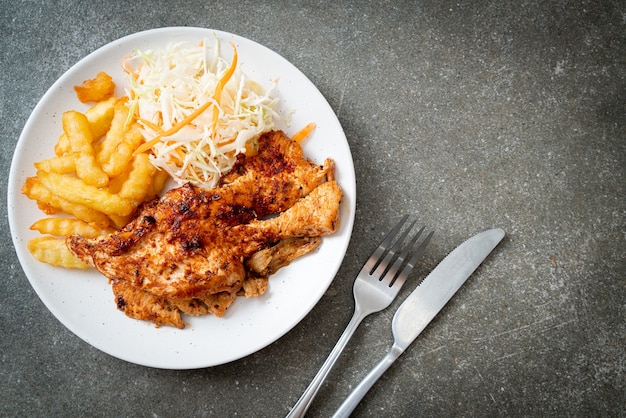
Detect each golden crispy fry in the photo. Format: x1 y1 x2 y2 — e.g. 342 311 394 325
55 97 117 156
146 169 169 200
85 96 117 139
27 236 90 269
119 153 157 206
74 72 116 103
97 99 130 170
75 152 109 187
106 170 164 228
106 153 157 228
105 174 133 228
54 133 71 157
24 80 169 272
22 177 110 227
63 110 109 187
34 154 76 174
64 110 94 155
36 200 60 215
107 170 130 195
100 122 144 177
108 214 133 229
37 170 133 217
30 218 113 239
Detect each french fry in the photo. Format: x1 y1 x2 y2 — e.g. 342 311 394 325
34 154 76 174
75 152 109 187
108 155 162 228
37 170 133 217
54 132 71 157
106 167 132 228
101 122 144 177
108 214 133 229
97 99 130 169
24 76 171 271
30 218 113 239
85 96 117 139
27 236 90 269
36 200 60 215
147 169 169 200
118 153 157 206
74 72 116 103
22 176 110 227
107 170 130 195
63 111 109 188
55 97 117 156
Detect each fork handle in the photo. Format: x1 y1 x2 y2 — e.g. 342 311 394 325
331 344 404 418
286 307 369 418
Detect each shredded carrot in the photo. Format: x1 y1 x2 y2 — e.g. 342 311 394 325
134 100 213 154
210 43 238 140
120 54 137 77
138 118 162 133
133 43 239 155
217 137 237 147
134 136 161 155
291 122 317 143
165 146 187 165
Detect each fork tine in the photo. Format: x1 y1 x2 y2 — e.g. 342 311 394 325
370 219 417 279
363 215 409 274
407 230 434 269
395 230 434 285
379 225 427 287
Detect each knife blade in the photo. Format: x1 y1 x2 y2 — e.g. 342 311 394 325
332 228 505 418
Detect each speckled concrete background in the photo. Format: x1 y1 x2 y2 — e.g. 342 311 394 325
2 1 624 416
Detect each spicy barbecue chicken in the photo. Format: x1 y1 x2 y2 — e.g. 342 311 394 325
66 130 342 328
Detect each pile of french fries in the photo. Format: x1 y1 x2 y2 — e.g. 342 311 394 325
22 72 168 269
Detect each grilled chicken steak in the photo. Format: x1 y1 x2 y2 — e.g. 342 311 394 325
66 130 342 327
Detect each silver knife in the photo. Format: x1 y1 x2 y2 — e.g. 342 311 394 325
331 228 505 418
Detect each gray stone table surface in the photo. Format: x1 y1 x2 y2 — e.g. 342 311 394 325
1 1 624 417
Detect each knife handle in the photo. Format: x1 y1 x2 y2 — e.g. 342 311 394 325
331 344 404 418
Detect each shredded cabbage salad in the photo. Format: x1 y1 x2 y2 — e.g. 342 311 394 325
123 38 280 188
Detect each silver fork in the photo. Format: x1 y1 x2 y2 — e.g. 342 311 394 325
286 215 433 418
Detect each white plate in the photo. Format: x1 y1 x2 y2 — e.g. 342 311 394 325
7 27 355 369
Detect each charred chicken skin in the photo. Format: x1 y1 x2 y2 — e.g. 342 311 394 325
66 130 342 327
